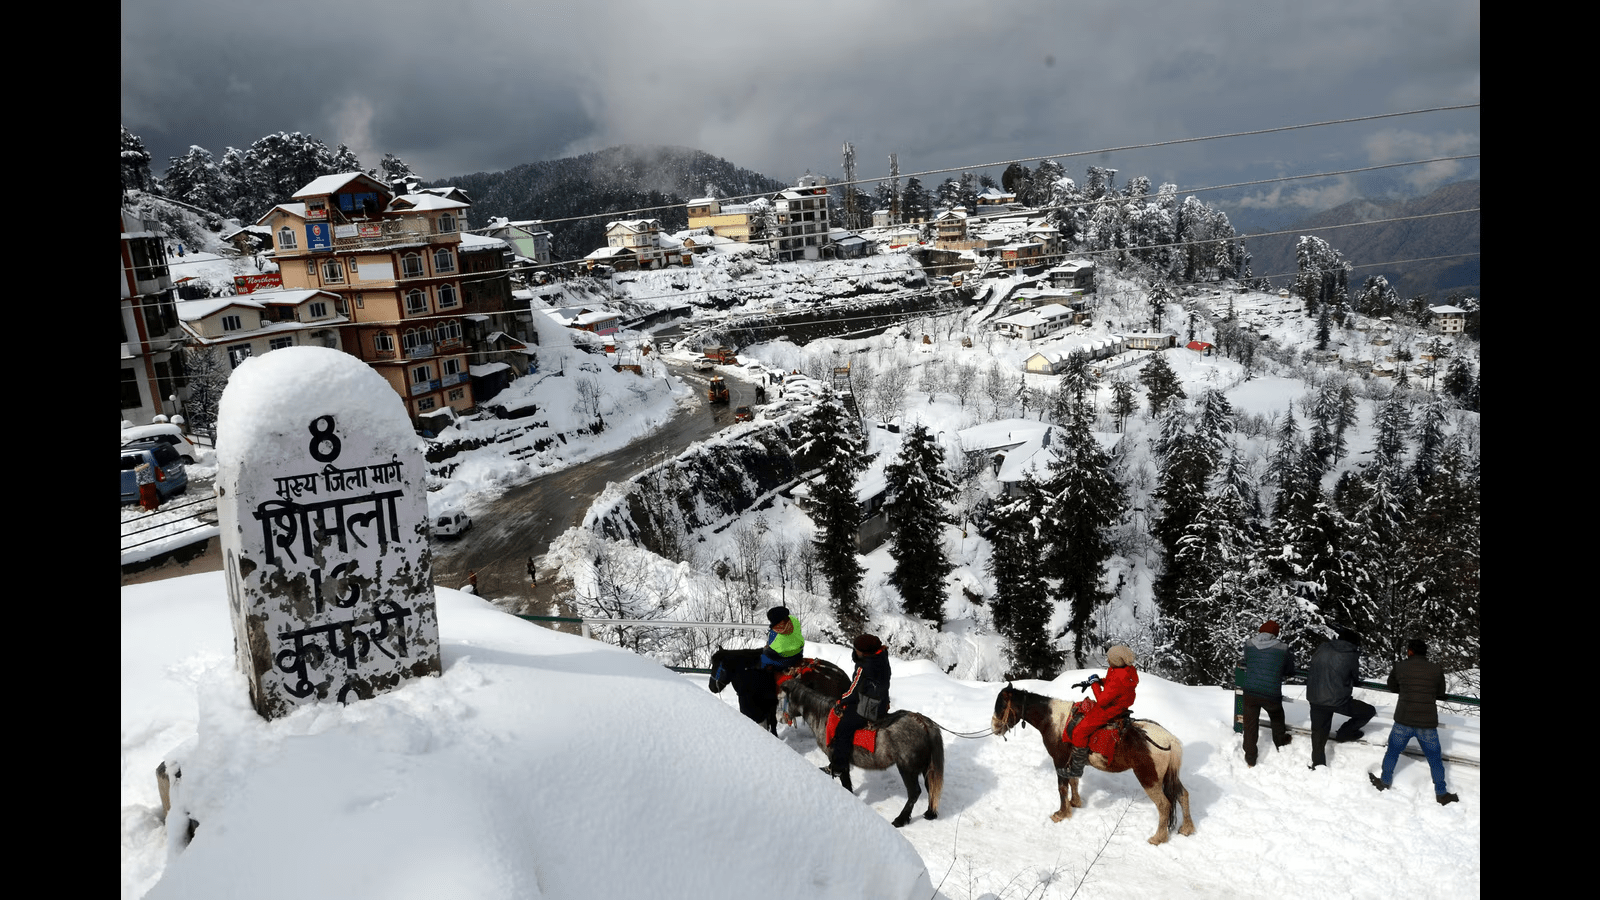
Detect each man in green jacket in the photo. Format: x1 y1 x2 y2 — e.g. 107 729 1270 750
759 606 804 670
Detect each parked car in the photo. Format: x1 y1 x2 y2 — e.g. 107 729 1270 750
122 423 200 464
434 510 472 538
734 406 754 422
121 441 188 504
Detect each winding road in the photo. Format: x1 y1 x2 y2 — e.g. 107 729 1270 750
429 360 767 623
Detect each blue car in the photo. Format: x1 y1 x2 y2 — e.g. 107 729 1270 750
121 440 188 505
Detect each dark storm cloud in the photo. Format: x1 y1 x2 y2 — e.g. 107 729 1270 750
122 0 1478 210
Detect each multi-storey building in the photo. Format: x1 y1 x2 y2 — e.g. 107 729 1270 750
120 210 184 425
260 172 476 426
685 198 758 243
774 179 830 261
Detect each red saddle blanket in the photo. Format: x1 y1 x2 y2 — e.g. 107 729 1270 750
1063 699 1122 762
774 660 820 688
824 709 878 753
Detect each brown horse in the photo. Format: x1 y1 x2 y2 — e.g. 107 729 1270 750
991 683 1196 845
781 678 944 827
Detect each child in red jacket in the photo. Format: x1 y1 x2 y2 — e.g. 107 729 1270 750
1065 645 1138 776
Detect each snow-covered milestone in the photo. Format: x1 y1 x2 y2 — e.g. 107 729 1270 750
216 346 441 719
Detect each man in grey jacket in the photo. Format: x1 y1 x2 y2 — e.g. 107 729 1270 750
1306 626 1375 769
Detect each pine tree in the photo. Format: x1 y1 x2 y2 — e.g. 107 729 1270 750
1109 377 1139 433
1139 353 1186 417
180 346 229 444
1399 436 1480 672
985 477 1063 678
1040 408 1125 667
798 389 873 633
884 424 958 627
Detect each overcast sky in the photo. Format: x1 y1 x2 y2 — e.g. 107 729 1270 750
122 0 1478 216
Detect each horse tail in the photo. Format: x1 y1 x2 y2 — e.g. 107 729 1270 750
924 718 945 817
1160 731 1185 829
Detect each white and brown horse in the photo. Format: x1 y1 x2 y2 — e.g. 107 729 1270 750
991 683 1196 845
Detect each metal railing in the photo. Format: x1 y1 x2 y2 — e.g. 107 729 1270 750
516 615 767 674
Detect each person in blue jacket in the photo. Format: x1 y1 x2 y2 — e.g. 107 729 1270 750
759 606 804 670
1238 620 1296 767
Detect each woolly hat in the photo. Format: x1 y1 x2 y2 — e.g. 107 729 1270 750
1107 645 1135 667
1259 620 1281 636
767 606 790 627
852 634 883 655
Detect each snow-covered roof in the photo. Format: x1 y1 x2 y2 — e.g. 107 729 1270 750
458 231 510 251
254 203 308 226
292 172 387 199
1430 305 1468 315
388 193 468 212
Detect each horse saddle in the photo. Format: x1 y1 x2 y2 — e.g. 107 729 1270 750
824 708 907 753
774 658 820 688
1064 699 1130 762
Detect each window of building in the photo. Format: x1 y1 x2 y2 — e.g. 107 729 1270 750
307 260 316 276
374 332 395 352
403 328 431 352
437 283 459 308
417 396 437 411
437 213 457 234
121 367 142 409
436 320 462 343
278 227 297 249
227 344 253 369
322 260 345 284
448 388 465 401
442 358 462 377
269 337 293 350
411 364 433 384
352 294 363 310
402 252 424 278
433 248 456 273
221 314 242 332
309 302 328 318
405 289 428 315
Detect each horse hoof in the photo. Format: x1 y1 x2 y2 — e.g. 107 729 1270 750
1180 824 1196 837
1148 834 1168 845
924 810 938 820
1050 811 1069 823
892 817 909 828
1071 797 1084 808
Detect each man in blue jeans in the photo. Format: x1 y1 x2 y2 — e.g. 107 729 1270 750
1369 638 1460 805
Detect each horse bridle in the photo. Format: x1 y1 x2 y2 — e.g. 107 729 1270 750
997 687 1030 740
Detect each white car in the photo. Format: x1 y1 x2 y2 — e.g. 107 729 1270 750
121 423 201 464
434 511 472 538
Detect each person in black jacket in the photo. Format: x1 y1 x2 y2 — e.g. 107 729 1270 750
1306 626 1375 769
1238 620 1296 767
822 634 891 781
1369 639 1459 804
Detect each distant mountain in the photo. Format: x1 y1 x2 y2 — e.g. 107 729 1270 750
433 146 789 262
1242 180 1479 300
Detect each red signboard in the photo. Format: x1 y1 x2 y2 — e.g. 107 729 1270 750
233 273 285 294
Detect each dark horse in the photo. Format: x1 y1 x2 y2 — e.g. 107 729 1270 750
991 683 1196 845
781 678 944 827
707 648 849 734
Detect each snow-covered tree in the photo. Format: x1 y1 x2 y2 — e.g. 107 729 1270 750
1041 408 1125 667
884 424 958 627
1139 352 1186 417
799 389 873 634
985 477 1063 679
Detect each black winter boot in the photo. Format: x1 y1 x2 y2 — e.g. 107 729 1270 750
1067 744 1091 779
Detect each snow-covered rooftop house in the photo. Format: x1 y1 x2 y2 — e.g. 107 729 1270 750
686 198 763 244
260 171 478 426
1430 304 1468 334
1122 332 1178 350
598 219 688 271
176 289 347 370
121 209 184 426
543 306 622 336
475 217 553 266
993 303 1075 341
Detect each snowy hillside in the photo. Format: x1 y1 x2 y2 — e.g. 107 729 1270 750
121 574 1480 899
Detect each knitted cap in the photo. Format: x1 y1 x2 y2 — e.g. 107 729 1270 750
853 634 883 655
1259 620 1281 636
1107 645 1135 667
767 606 790 627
